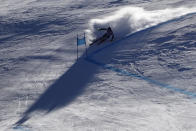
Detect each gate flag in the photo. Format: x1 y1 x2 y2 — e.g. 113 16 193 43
76 33 87 60
77 36 86 46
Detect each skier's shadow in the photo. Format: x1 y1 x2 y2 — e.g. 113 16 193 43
13 22 165 125
16 12 196 126
15 54 99 125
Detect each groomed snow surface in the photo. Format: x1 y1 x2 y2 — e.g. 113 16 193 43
0 0 196 131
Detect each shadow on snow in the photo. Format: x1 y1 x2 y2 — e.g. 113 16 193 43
15 55 99 125
15 12 196 126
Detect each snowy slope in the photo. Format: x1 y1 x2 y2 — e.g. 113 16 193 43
0 0 196 131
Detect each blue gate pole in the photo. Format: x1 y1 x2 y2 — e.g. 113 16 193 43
77 34 78 61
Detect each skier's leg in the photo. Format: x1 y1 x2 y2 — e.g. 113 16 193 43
90 37 102 46
98 35 110 45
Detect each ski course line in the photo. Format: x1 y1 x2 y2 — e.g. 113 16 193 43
85 57 196 98
13 125 31 131
86 12 196 98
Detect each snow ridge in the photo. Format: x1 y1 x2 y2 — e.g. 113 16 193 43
87 6 196 42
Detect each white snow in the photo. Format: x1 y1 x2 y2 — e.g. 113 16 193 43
0 0 196 131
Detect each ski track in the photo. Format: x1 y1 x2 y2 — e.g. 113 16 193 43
0 0 196 130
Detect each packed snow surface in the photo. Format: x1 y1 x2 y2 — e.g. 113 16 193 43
0 0 196 131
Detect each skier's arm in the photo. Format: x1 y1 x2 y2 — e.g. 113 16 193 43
98 28 107 31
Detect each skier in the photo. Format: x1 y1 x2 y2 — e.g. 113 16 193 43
90 27 114 46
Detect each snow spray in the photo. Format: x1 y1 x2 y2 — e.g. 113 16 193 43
86 6 196 43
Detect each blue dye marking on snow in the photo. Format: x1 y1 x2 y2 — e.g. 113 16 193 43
85 12 196 98
85 57 196 98
13 126 30 131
